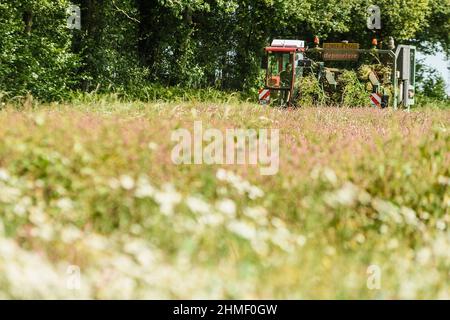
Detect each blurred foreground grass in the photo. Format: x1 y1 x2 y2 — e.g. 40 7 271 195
0 101 449 299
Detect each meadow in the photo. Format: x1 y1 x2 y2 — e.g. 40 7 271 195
0 99 448 299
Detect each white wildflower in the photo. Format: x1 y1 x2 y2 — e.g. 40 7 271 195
0 239 70 299
130 224 143 235
35 179 45 188
135 184 155 198
271 217 286 230
105 276 136 300
271 228 293 252
401 207 418 226
108 178 120 190
73 141 84 154
112 255 138 274
135 176 156 198
216 168 228 181
84 234 109 250
432 235 449 258
243 206 268 223
437 175 450 186
217 186 228 196
124 240 156 268
416 248 432 265
216 199 236 217
148 142 159 151
436 220 446 231
325 182 359 207
420 211 430 220
372 199 402 224
296 235 307 247
120 175 135 190
154 184 182 216
258 116 272 123
251 241 268 256
0 186 21 203
438 289 450 300
216 169 264 199
34 224 54 241
355 233 366 244
310 166 321 180
248 185 264 200
136 249 156 268
227 221 256 240
0 238 15 257
251 237 269 255
323 167 337 185
61 226 83 244
0 219 4 236
13 203 27 217
324 246 336 256
33 114 46 126
358 190 372 204
399 280 417 299
387 238 399 249
198 213 224 226
186 196 211 215
29 206 47 225
56 198 73 212
0 168 10 181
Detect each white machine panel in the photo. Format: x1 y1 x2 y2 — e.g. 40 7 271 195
271 39 305 48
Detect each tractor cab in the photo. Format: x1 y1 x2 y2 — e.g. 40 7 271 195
261 39 305 107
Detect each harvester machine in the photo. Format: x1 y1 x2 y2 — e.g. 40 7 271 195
259 37 416 110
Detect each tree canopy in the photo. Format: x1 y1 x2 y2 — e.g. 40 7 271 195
0 0 448 100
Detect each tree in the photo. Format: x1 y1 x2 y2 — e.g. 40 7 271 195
0 0 79 100
413 0 450 55
421 71 448 100
1 0 449 99
416 60 448 100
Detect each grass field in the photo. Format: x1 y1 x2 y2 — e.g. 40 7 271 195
0 100 449 299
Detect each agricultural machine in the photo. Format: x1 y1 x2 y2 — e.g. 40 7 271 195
259 38 416 110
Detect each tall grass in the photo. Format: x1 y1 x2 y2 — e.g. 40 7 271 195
0 101 448 299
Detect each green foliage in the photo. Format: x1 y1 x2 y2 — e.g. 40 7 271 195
0 0 449 101
296 69 380 107
416 63 448 100
422 74 448 101
414 60 449 107
67 85 243 104
413 0 450 55
415 95 450 109
339 70 369 106
0 0 79 101
70 0 146 92
297 75 327 106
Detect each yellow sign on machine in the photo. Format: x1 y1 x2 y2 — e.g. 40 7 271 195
323 43 359 61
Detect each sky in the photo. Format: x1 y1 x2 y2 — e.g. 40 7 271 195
417 50 450 94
